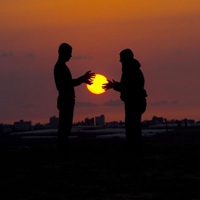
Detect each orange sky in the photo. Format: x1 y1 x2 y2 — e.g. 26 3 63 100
1 0 200 124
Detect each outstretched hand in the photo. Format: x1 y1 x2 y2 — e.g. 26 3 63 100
82 70 96 85
102 79 116 90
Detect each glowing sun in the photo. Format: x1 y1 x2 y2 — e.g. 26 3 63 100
87 74 108 95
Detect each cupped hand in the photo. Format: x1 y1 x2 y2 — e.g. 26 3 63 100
83 70 96 85
102 79 115 90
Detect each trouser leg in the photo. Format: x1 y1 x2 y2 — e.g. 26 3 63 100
125 114 142 150
57 104 74 150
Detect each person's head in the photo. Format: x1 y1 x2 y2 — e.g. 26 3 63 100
119 49 134 63
58 43 72 62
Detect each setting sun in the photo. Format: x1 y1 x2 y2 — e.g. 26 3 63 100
87 74 108 95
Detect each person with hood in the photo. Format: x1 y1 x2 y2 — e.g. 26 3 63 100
102 48 147 156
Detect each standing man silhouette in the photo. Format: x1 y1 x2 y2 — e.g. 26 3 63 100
102 49 147 157
54 43 95 151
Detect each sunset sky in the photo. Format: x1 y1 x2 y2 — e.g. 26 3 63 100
1 0 200 124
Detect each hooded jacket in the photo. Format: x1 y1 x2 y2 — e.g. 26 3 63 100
114 58 147 104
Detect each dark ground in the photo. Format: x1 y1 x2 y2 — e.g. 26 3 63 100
1 127 200 200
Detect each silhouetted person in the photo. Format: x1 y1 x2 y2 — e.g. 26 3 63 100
54 43 95 152
102 49 147 157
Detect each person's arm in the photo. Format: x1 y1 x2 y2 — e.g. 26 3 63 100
72 71 95 86
102 79 121 92
113 81 122 92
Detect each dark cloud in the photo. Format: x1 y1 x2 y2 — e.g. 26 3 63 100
0 50 14 57
72 55 91 60
103 99 123 106
76 99 123 107
23 52 34 57
76 101 97 107
150 100 178 106
19 104 36 109
0 50 35 58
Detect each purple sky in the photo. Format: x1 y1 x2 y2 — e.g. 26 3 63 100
1 0 200 124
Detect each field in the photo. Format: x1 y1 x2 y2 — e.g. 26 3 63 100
1 127 200 200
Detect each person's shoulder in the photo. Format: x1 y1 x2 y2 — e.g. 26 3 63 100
54 61 67 70
54 62 59 71
133 58 141 68
54 62 64 75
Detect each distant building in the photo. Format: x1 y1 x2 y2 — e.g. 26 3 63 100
49 116 59 128
14 120 32 132
33 123 46 130
95 115 105 126
84 117 95 126
152 116 164 125
0 124 13 134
